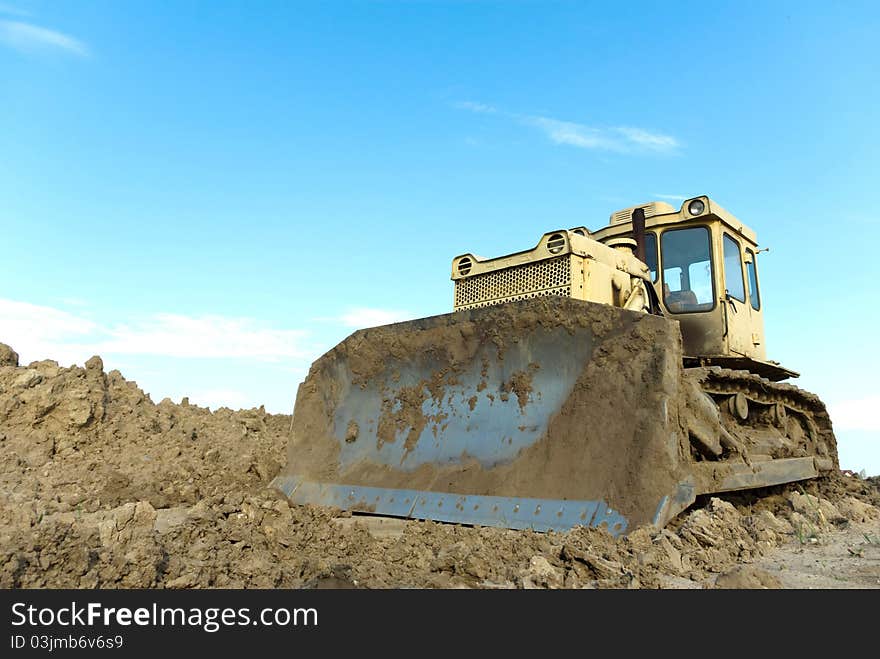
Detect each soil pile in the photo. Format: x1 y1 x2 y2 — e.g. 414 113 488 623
1 342 877 589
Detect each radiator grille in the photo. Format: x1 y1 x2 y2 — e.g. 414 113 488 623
454 256 572 310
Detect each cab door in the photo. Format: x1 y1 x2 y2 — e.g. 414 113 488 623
720 232 753 357
657 225 725 357
742 248 767 361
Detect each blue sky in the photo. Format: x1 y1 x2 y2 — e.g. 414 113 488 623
1 1 878 473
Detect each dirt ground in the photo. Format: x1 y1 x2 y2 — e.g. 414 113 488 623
1 341 877 589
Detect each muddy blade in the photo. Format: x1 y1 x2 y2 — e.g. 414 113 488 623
272 297 696 535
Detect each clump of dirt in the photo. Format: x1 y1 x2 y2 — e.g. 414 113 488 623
714 565 782 589
376 383 429 452
503 365 538 411
1 341 878 589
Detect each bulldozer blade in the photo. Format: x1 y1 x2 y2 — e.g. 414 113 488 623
273 297 698 535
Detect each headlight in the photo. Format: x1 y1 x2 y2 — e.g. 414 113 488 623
687 199 705 216
547 233 566 254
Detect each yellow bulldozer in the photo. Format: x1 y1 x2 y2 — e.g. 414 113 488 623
272 196 836 536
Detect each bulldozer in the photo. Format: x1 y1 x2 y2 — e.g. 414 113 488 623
272 195 837 536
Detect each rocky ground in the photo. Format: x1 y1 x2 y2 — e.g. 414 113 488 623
1 342 878 589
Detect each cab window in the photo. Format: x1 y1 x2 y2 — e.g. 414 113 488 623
661 226 714 313
722 233 746 303
745 248 761 310
644 232 658 282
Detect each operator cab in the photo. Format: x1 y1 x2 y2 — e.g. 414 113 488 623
593 196 794 381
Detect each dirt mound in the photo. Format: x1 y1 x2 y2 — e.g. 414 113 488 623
0 351 287 515
1 342 878 589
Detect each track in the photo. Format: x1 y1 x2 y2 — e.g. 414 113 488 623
686 366 837 472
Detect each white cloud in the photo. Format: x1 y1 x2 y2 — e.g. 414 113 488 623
453 101 680 154
830 396 880 431
339 307 412 329
97 314 310 361
0 20 88 57
0 298 311 365
525 116 619 151
0 298 100 364
526 116 679 153
0 297 323 413
616 126 679 151
453 100 497 114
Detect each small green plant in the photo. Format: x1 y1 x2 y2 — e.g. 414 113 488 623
794 521 819 545
792 486 824 543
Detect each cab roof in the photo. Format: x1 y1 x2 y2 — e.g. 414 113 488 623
591 196 758 246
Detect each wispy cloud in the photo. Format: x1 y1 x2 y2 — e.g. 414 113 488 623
339 307 412 329
525 116 679 153
454 100 680 154
616 127 678 151
0 19 88 57
524 116 620 151
453 100 497 114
